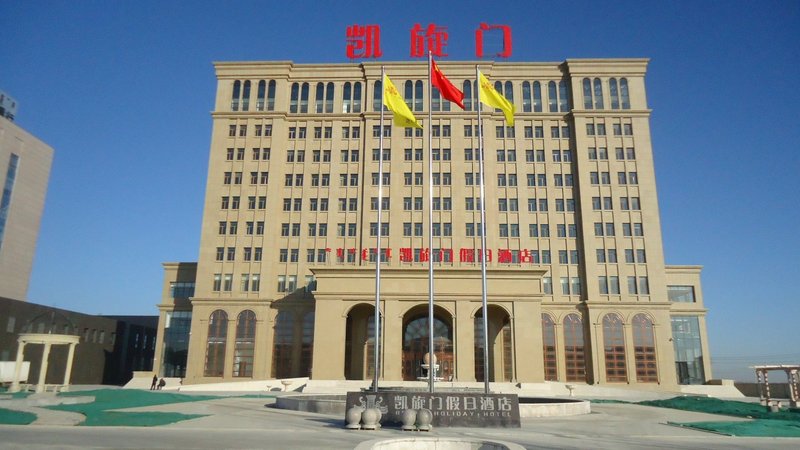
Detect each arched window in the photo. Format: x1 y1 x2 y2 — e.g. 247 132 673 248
582 78 592 109
300 82 309 113
522 81 531 112
342 82 352 113
620 78 630 109
352 82 362 112
493 81 504 113
373 79 382 112
231 80 241 111
558 80 569 112
271 311 294 378
404 80 414 109
233 310 256 377
632 314 658 382
431 87 441 111
325 82 335 113
563 313 586 382
256 80 266 111
241 81 251 111
542 314 558 381
533 81 542 112
204 310 228 377
548 81 558 112
463 80 473 111
504 81 514 105
593 78 604 109
315 82 325 113
414 80 423 112
290 83 299 113
603 313 627 382
609 78 620 109
267 80 276 111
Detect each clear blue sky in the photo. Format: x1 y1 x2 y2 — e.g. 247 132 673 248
2 0 798 381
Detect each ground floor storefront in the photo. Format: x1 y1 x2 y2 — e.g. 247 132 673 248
159 267 704 389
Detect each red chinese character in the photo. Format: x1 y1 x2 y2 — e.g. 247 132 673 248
475 23 512 58
362 249 370 261
336 248 344 260
442 248 453 262
400 247 413 262
459 248 475 263
498 249 512 263
410 23 449 57
346 24 383 59
478 249 493 262
419 248 430 263
520 249 532 263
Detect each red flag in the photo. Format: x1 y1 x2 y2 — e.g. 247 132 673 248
431 59 465 110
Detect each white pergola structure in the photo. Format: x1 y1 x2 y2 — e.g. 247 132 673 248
753 364 800 408
8 333 80 393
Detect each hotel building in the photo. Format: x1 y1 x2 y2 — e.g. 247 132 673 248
154 59 711 388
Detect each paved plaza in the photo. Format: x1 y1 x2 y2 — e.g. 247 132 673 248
2 388 799 449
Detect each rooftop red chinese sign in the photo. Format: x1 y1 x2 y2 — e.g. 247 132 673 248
346 23 512 59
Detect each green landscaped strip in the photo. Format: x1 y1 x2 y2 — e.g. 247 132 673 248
0 407 37 425
639 396 800 421
47 389 220 427
672 419 800 437
642 396 800 438
79 411 206 427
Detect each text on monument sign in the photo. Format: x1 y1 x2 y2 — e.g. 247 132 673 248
345 391 521 428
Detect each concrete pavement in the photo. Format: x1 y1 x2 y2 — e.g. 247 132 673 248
2 393 799 449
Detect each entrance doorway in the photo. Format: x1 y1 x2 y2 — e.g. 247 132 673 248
474 306 513 382
344 304 377 380
402 306 453 381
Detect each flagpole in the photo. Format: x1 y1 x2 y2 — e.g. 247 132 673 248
476 66 490 394
427 50 435 394
373 66 385 394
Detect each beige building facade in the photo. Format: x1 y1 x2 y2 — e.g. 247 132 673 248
155 59 712 388
0 117 53 301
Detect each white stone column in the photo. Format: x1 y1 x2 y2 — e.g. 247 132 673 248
35 342 52 393
62 343 77 391
9 341 26 393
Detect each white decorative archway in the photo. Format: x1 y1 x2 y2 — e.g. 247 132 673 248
8 333 80 393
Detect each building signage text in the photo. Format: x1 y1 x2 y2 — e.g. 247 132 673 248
346 23 512 59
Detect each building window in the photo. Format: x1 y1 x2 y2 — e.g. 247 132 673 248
668 286 696 303
603 313 627 382
632 314 658 383
620 78 630 109
204 310 228 377
542 314 558 381
671 316 705 384
564 314 586 382
233 311 256 377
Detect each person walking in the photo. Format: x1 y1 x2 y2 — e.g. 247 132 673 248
150 374 158 390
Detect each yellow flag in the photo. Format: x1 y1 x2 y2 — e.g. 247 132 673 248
478 71 514 126
383 74 422 129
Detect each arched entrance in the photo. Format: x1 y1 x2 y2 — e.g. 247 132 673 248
474 305 513 382
344 304 378 380
402 305 453 381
